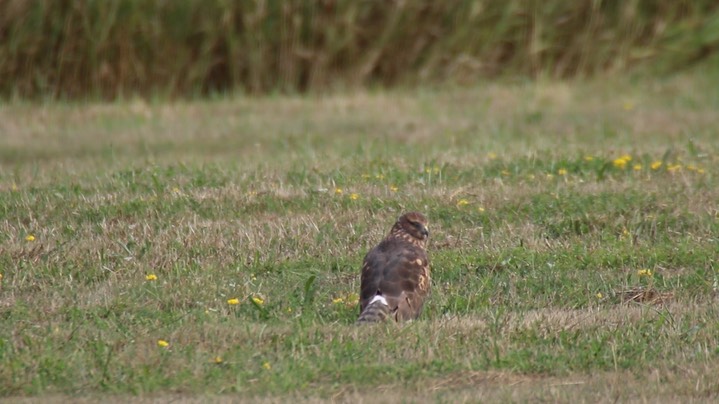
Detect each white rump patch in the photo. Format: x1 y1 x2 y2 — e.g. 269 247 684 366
369 295 388 306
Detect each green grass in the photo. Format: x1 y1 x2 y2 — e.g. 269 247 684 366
1 70 719 402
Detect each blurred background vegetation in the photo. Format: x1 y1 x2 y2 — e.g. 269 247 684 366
1 0 718 100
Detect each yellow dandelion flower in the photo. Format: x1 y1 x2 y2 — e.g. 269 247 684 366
620 227 630 239
334 188 343 195
456 199 470 207
697 168 705 174
637 269 653 277
11 182 18 191
145 274 158 281
332 297 344 304
262 362 271 370
612 157 629 169
667 164 681 172
389 185 398 192
172 187 180 193
157 339 169 348
686 165 697 171
227 298 240 305
346 293 360 307
558 168 568 176
25 234 35 242
650 161 662 170
433 167 440 174
584 156 594 162
286 307 292 313
349 193 359 200
596 292 603 299
478 207 485 213
214 356 223 364
375 174 385 180
487 152 497 160
633 164 642 171
252 296 264 305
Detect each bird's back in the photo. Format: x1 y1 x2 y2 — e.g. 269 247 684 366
359 237 430 321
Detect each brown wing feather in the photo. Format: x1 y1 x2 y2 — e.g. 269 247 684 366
359 238 430 321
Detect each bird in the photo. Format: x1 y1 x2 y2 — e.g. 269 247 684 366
357 212 431 324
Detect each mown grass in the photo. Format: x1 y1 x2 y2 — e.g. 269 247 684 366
1 70 719 402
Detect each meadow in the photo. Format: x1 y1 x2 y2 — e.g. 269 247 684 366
1 69 719 402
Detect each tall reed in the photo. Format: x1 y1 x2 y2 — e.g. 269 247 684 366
0 0 716 99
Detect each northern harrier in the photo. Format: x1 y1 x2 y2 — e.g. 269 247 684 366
357 212 431 323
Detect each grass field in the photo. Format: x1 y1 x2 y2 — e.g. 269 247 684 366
2 69 719 402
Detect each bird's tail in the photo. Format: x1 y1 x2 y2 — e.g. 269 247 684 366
356 295 392 324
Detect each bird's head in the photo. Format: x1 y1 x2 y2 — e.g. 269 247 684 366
396 211 429 242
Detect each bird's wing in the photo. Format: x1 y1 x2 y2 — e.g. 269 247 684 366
360 239 430 320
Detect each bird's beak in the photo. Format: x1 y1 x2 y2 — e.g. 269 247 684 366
421 226 429 238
